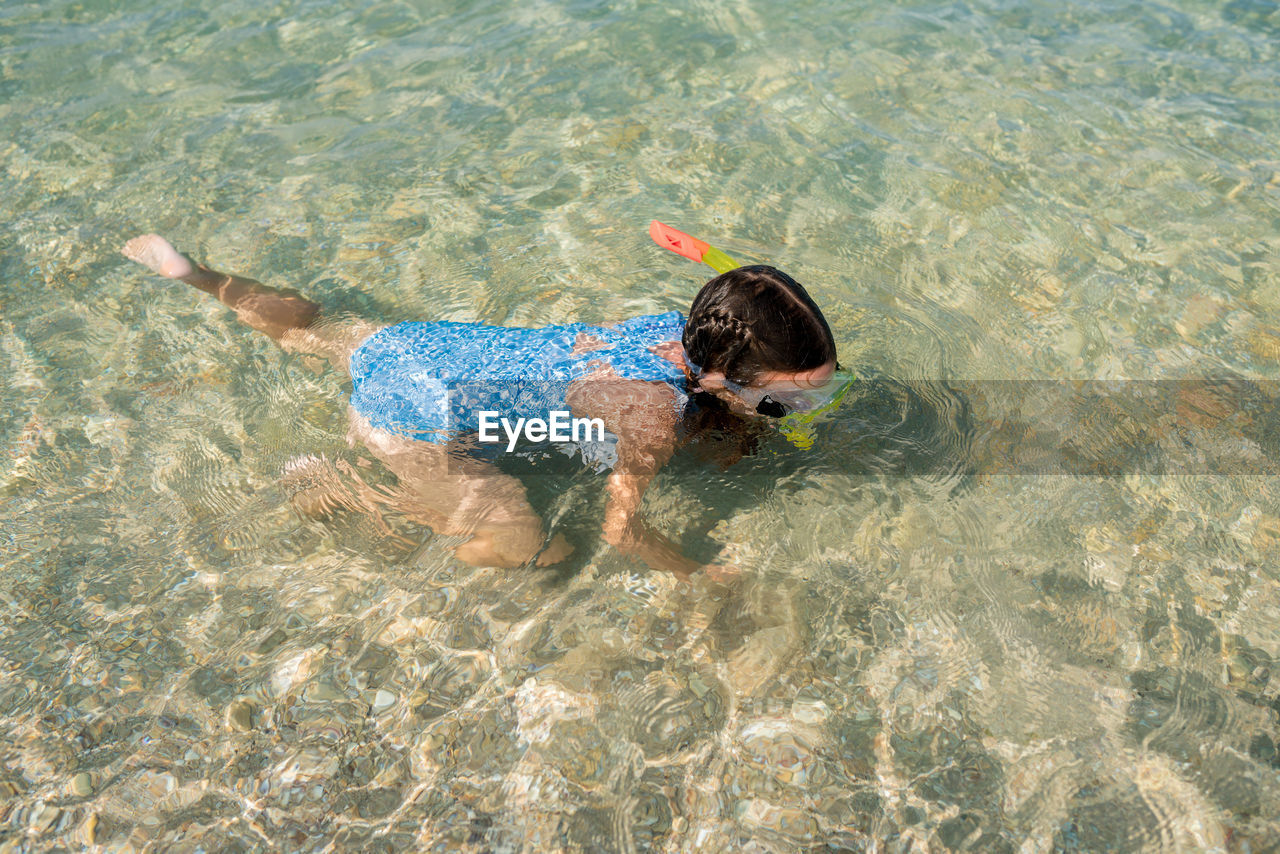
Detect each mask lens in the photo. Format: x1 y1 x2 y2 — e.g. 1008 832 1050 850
767 371 852 413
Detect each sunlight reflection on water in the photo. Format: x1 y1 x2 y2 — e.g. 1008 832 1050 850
3 0 1280 849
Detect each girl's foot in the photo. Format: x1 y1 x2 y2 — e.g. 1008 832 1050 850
536 533 574 566
280 454 350 519
121 234 195 279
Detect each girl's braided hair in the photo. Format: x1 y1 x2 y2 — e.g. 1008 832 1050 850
682 265 837 383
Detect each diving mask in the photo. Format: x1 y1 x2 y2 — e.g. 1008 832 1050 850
719 369 854 419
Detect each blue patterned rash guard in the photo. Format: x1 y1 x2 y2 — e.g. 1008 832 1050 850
349 311 688 460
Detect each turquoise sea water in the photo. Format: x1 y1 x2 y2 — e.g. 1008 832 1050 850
4 0 1280 849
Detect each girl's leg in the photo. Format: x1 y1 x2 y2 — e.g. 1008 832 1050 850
122 233 383 373
122 234 319 341
350 412 573 568
123 234 570 568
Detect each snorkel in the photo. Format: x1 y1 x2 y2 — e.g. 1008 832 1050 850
649 220 740 275
649 220 853 449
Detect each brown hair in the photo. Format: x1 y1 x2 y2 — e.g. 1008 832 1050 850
681 265 837 383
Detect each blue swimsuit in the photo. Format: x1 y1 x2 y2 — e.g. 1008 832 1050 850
349 312 688 455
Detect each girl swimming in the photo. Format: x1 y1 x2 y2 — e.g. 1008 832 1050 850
120 229 842 578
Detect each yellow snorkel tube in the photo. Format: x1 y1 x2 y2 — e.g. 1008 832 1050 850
649 220 853 449
773 372 854 449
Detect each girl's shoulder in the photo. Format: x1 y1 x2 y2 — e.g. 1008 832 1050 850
601 311 685 340
579 312 687 386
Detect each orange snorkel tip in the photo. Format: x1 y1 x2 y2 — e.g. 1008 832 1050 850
649 220 710 263
649 220 740 274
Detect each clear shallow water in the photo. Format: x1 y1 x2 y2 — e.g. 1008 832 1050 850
3 0 1280 849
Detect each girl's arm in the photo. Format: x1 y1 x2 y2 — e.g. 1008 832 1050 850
603 429 699 578
566 375 715 579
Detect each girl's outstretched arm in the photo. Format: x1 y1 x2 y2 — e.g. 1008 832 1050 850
568 374 731 579
603 442 699 577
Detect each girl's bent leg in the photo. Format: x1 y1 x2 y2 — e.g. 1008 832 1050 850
123 234 570 568
351 412 572 568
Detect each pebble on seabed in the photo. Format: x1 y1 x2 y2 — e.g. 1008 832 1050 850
371 689 397 714
69 772 93 798
225 698 255 732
